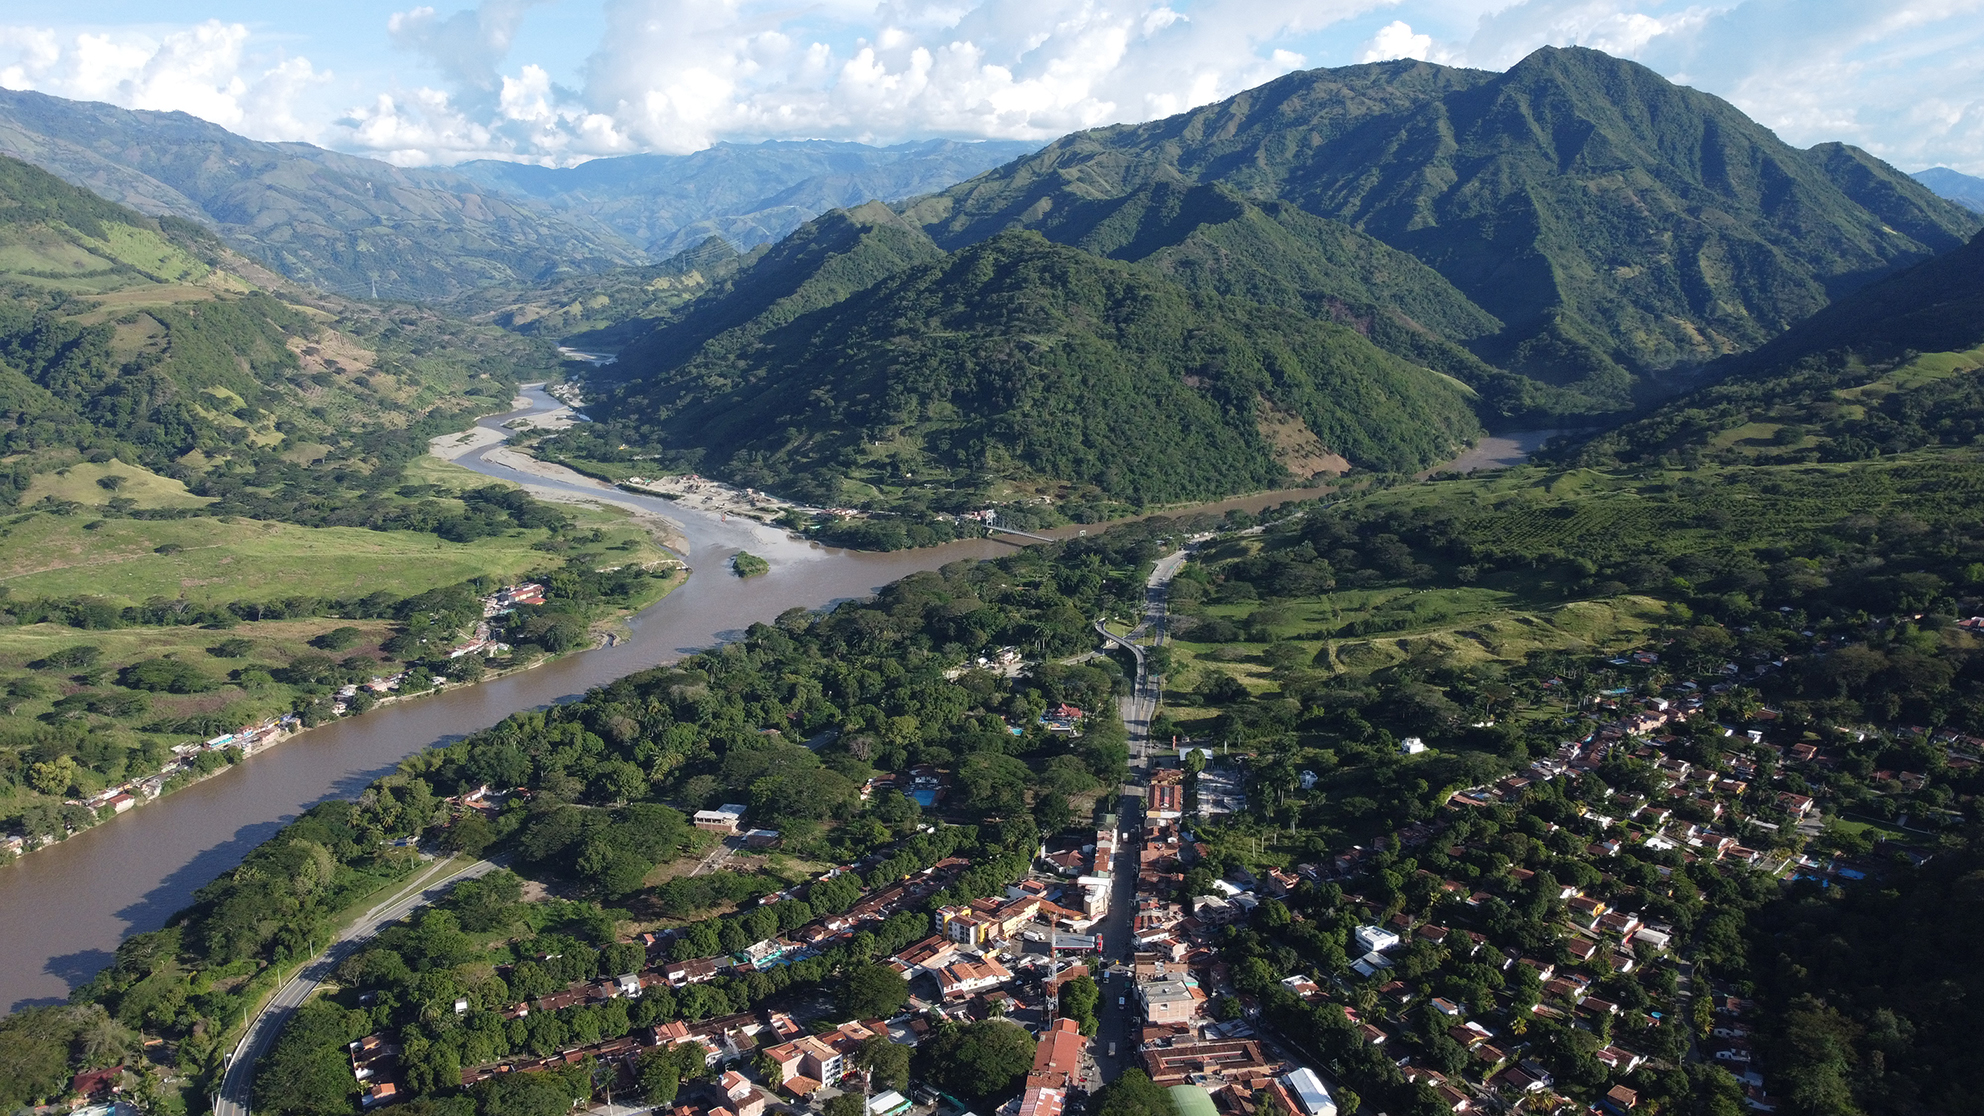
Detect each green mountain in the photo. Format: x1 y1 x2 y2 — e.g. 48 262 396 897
1027 180 1607 419
0 153 550 502
451 138 1037 256
1576 228 1984 466
0 89 648 300
605 201 947 380
905 48 1979 385
577 231 1482 510
1914 166 1984 214
444 236 747 350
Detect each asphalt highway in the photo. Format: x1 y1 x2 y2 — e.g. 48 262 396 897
214 855 504 1116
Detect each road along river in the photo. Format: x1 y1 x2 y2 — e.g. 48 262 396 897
0 386 1016 1012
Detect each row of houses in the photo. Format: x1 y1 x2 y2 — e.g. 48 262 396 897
1110 796 1342 1116
3 716 302 859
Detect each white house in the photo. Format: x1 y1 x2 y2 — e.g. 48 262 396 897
1399 737 1428 755
1353 925 1401 954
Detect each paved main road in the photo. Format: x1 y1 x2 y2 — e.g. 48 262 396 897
215 854 505 1116
1096 548 1188 763
1087 549 1187 1090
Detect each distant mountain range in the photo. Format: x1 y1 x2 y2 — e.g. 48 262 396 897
1915 167 1984 214
0 90 1029 300
450 138 1036 258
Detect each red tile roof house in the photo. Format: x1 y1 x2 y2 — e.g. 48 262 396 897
70 1066 123 1100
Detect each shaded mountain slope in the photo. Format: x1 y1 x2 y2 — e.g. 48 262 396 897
1575 229 1984 466
583 231 1482 508
1034 181 1608 419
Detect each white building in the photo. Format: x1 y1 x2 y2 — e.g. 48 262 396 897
1282 1068 1337 1116
1353 925 1401 954
1399 737 1428 755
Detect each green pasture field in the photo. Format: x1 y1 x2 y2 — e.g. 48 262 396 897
0 455 678 609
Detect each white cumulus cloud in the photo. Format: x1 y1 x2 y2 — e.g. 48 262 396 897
0 19 328 142
321 0 1388 163
1359 20 1434 63
7 1 1984 175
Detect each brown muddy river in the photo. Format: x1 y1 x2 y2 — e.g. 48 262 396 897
0 386 1015 1011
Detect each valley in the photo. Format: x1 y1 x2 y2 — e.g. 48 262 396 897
0 34 1981 1116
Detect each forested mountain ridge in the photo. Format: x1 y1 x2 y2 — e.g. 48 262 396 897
571 231 1482 512
904 48 1980 387
1034 181 1605 420
0 89 646 300
450 138 1038 257
603 202 947 384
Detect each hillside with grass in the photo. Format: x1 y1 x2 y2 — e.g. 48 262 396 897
569 231 1483 515
0 156 689 848
1575 229 1984 467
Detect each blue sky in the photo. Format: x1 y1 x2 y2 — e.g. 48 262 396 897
4 0 1982 174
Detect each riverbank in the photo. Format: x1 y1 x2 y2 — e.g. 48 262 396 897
0 383 1018 1012
0 563 683 867
1 394 691 868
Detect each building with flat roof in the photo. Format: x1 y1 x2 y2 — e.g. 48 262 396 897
695 805 748 832
1138 972 1202 1024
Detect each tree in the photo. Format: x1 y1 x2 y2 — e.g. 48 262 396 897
1059 975 1101 1034
470 1066 592 1116
1093 1070 1174 1116
444 813 499 858
311 626 364 651
856 1035 912 1093
254 999 364 1116
0 1007 81 1107
638 1044 701 1105
920 1019 1036 1102
28 755 79 796
825 1094 868 1116
837 962 910 1019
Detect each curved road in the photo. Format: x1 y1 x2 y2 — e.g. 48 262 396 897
1096 548 1189 762
216 856 505 1116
